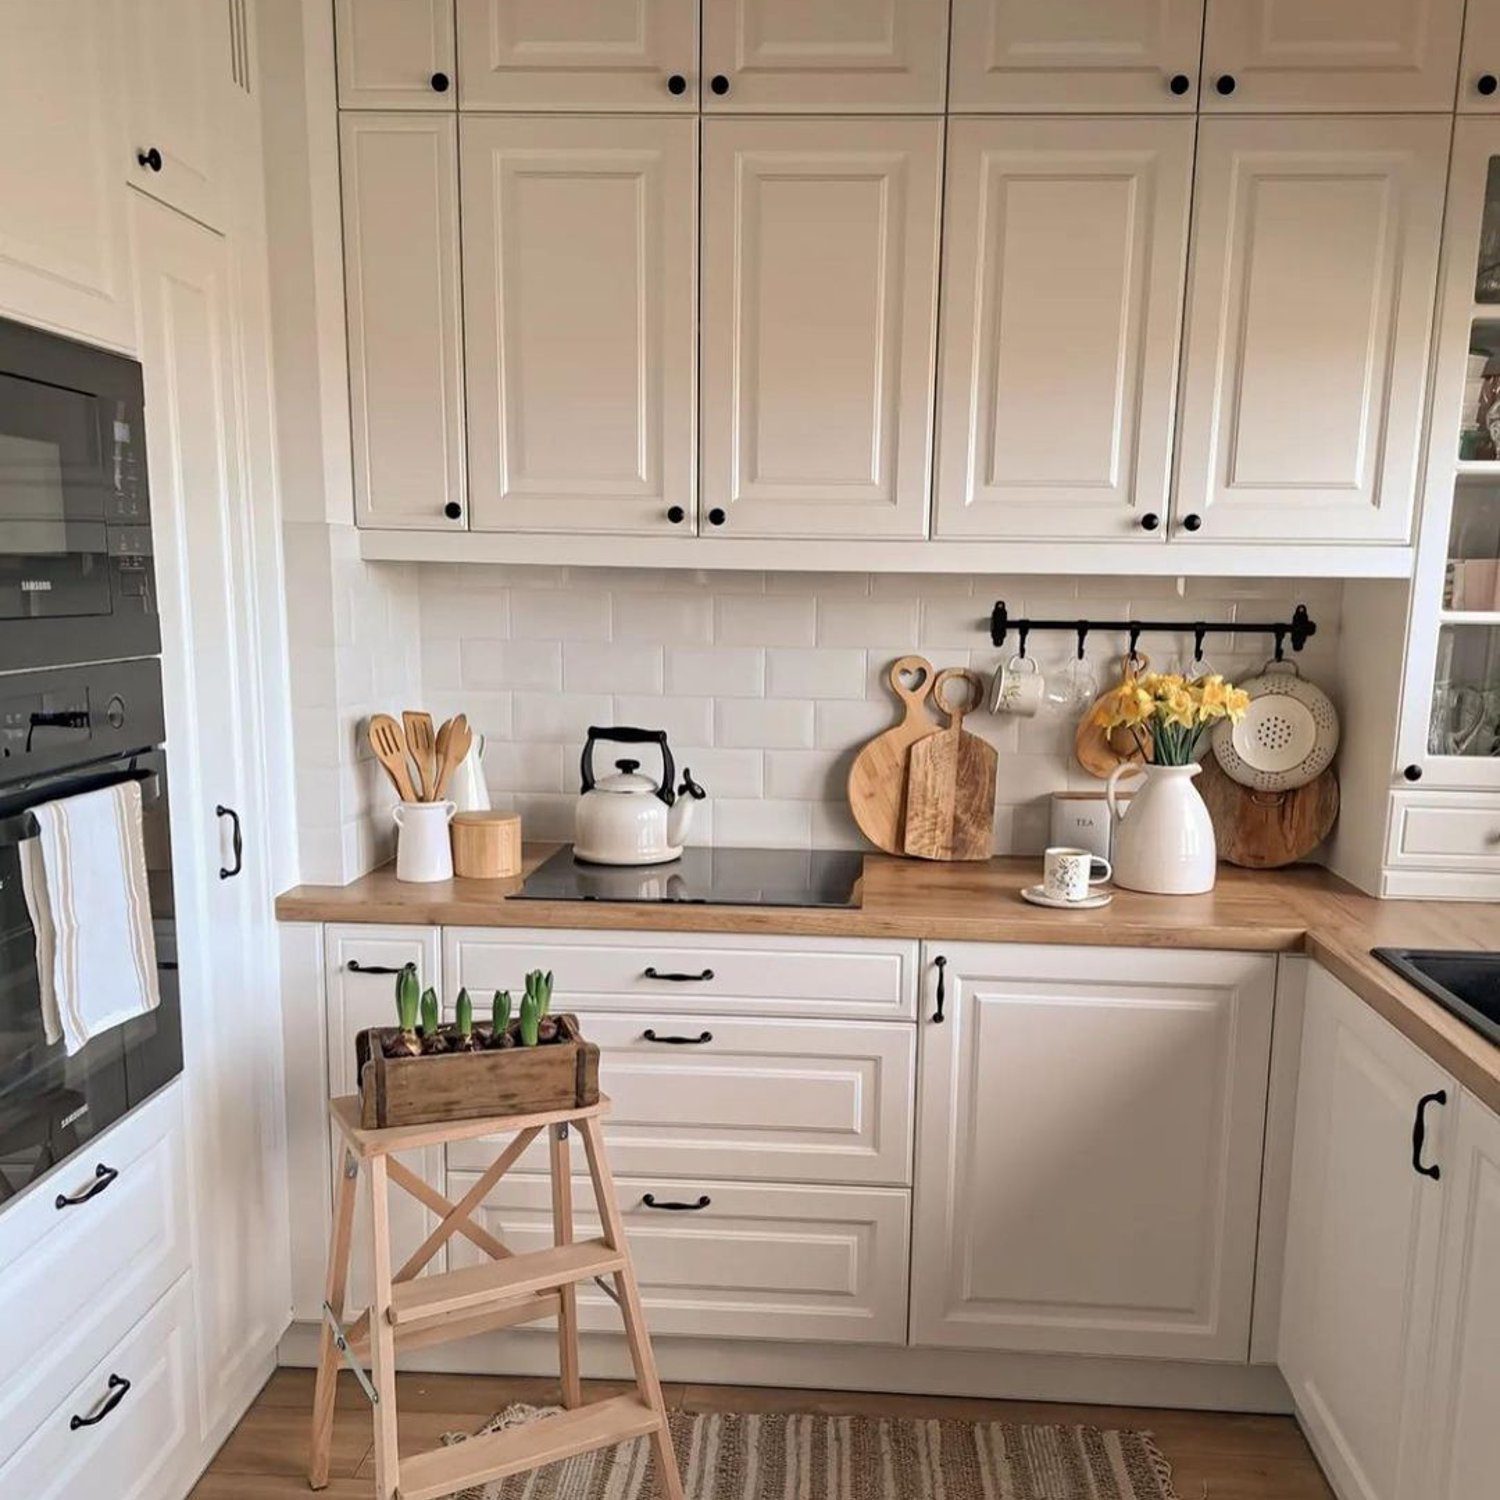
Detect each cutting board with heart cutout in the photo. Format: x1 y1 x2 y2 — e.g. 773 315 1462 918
903 668 996 862
848 655 938 854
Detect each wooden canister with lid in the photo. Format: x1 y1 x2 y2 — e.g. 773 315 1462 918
450 811 522 878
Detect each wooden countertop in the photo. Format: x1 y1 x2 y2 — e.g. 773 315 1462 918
277 848 1500 1114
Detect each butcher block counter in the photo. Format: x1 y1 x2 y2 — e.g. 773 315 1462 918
277 849 1500 1113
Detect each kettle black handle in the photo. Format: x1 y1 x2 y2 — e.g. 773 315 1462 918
580 727 675 805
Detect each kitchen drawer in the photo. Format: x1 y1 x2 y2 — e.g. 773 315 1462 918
446 1012 916 1186
1386 792 1500 869
447 1171 910 1346
0 1273 200 1500
444 929 918 1020
0 1083 189 1469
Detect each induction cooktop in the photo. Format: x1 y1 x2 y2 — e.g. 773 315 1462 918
514 846 864 908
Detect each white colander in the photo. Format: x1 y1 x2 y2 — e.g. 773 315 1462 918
1210 661 1340 792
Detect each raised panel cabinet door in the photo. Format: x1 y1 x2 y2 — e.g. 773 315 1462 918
702 117 941 538
1278 967 1452 1500
340 114 466 531
1459 4 1500 111
462 115 696 534
0 1 135 351
334 0 457 109
456 0 698 110
948 0 1205 112
1174 116 1448 544
909 944 1275 1360
702 0 947 111
934 117 1192 541
1419 1090 1500 1500
1201 0 1464 110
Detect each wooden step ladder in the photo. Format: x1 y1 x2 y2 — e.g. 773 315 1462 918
309 1094 684 1500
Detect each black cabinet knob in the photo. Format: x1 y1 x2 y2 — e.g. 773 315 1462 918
443 501 462 521
1403 764 1423 782
1139 512 1160 531
1181 512 1203 532
707 507 727 526
666 504 685 524
1480 74 1498 96
430 71 450 93
1168 74 1191 96
710 74 730 95
667 73 687 95
1215 74 1237 96
137 147 162 172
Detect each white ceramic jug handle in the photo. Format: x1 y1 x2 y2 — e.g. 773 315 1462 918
392 804 406 829
440 800 457 822
1105 761 1132 824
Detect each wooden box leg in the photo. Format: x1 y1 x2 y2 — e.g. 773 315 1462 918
367 1154 401 1500
308 1149 359 1490
550 1122 583 1409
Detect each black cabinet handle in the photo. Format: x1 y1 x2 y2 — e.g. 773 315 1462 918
667 73 687 95
932 955 947 1024
710 74 730 95
1181 512 1203 532
1215 75 1236 96
1403 764 1423 782
643 966 714 982
1139 512 1160 531
70 1375 130 1431
1168 73 1191 95
137 147 162 172
430 71 450 92
443 501 463 521
707 507 727 526
55 1163 118 1211
666 504 685 524
216 804 243 880
1480 73 1498 96
346 959 408 975
643 1028 713 1045
642 1193 710 1211
1412 1089 1447 1179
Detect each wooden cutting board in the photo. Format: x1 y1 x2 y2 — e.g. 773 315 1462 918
903 669 997 862
1199 756 1340 868
1075 653 1154 779
848 656 938 854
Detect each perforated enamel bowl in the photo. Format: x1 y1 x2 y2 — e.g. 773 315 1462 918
1210 664 1339 792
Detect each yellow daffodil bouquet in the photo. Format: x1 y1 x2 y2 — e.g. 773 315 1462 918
1092 672 1251 767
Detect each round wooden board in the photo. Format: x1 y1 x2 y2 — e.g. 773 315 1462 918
1074 653 1154 780
1199 757 1340 868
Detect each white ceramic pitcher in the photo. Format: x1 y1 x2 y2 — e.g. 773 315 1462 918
393 800 456 883
1105 762 1217 895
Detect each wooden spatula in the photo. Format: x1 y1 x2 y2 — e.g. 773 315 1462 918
847 656 939 854
403 710 437 800
368 714 418 802
432 714 472 801
903 669 997 862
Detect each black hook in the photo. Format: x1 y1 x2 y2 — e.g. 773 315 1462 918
1018 624 1030 659
1128 624 1142 661
1273 626 1287 662
1075 622 1088 660
1193 624 1207 663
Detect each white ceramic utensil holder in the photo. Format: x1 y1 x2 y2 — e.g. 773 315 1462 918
1105 762 1217 895
393 800 456 883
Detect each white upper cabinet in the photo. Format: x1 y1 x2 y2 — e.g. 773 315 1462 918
948 0 1205 113
701 118 941 538
461 115 696 534
1174 116 1448 544
701 0 947 111
334 0 457 109
456 0 699 111
340 114 466 531
1459 3 1500 111
1201 0 1465 111
934 117 1192 541
910 944 1275 1361
0 2 135 351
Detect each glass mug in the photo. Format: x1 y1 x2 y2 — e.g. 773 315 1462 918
1043 846 1113 903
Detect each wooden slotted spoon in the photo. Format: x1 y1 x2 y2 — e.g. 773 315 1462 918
368 714 418 802
403 710 438 800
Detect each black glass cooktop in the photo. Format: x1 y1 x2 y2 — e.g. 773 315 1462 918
515 846 864 908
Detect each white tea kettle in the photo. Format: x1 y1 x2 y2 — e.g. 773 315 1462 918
574 726 705 866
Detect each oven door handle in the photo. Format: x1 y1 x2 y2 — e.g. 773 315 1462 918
0 769 159 847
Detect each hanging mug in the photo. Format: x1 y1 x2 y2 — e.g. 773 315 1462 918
393 800 456 883
990 655 1044 717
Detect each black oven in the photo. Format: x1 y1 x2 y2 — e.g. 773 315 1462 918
0 659 180 1203
0 315 158 672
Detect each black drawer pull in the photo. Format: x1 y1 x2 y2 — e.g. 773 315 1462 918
1412 1089 1447 1179
216 804 243 879
932 955 947 1023
70 1375 130 1430
642 1029 713 1045
345 959 408 975
643 966 714 982
642 1193 710 1211
56 1163 118 1210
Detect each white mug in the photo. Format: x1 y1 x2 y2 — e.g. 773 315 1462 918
990 655 1044 717
393 800 457 883
1043 845 1112 903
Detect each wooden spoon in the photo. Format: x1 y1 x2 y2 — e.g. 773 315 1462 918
432 714 472 801
368 714 418 802
403 710 437 800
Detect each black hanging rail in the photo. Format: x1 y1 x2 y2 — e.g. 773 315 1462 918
988 602 1317 663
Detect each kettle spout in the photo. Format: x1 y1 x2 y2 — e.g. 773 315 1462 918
668 768 706 848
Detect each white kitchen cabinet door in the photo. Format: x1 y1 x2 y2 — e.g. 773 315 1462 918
1279 966 1453 1500
120 0 232 231
1173 116 1448 544
132 195 289 1444
462 115 696 535
1459 5 1500 111
1202 0 1464 111
334 0 457 109
910 944 1274 1360
0 2 135 351
1419 1089 1500 1500
702 0 947 112
340 114 466 531
701 118 941 539
934 117 1192 541
948 0 1205 112
456 0 698 111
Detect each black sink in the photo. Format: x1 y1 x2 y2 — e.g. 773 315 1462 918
1373 949 1500 1047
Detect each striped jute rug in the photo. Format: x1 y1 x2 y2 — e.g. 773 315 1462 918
446 1403 1181 1499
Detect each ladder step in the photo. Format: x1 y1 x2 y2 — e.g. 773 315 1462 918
389 1239 625 1326
398 1394 663 1500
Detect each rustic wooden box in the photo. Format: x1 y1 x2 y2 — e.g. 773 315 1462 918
355 1013 599 1129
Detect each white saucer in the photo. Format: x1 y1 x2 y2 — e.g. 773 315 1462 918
1020 884 1113 911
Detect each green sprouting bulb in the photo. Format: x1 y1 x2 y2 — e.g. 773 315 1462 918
456 987 473 1039
493 989 511 1035
519 993 540 1047
396 964 420 1034
420 987 440 1037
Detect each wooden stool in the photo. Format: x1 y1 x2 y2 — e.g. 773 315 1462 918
308 1094 683 1500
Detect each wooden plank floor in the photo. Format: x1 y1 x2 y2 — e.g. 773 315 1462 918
191 1368 1334 1499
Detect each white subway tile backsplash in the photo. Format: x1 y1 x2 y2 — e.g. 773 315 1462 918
513 691 613 742
671 746 763 798
462 638 561 692
766 648 867 700
817 596 921 649
562 640 663 695
717 593 817 647
612 695 714 747
765 747 844 800
667 646 764 698
718 697 815 749
815 698 903 747
508 588 610 640
612 592 714 642
714 797 813 847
